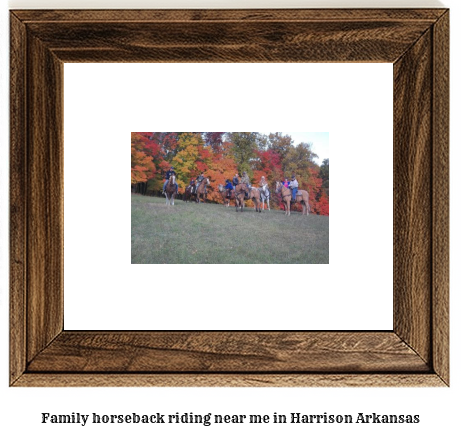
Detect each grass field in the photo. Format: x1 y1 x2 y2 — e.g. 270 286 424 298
131 194 329 264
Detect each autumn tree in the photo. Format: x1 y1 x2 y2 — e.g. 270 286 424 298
171 133 205 192
317 192 330 216
253 148 283 188
131 132 159 194
203 132 225 153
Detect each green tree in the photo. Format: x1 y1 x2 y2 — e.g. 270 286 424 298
267 132 293 162
319 158 329 197
228 132 258 177
283 142 318 177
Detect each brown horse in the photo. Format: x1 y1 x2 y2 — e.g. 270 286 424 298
165 174 177 206
183 182 196 202
275 181 310 216
248 187 262 213
218 184 234 207
196 177 209 203
234 183 248 212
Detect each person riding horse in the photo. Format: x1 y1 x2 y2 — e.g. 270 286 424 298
289 175 299 203
189 178 196 194
240 171 251 199
196 172 207 195
259 176 270 210
162 166 178 195
224 179 233 198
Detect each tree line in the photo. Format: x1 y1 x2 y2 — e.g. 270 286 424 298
131 132 329 215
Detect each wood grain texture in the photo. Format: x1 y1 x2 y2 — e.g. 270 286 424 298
26 20 432 63
393 29 433 364
27 332 429 373
9 9 449 387
432 11 449 385
13 373 446 388
26 34 64 362
10 13 27 386
12 9 447 23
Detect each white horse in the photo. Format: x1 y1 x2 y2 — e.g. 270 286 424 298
259 183 270 211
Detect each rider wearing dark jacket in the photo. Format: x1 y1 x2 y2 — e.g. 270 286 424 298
165 168 176 180
163 167 178 194
196 172 205 184
232 174 240 186
196 172 207 194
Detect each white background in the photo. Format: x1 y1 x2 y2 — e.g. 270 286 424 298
63 63 392 331
0 1 458 436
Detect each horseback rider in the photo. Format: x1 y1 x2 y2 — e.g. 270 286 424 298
241 171 251 198
289 175 299 203
196 172 207 195
162 166 178 195
259 176 267 187
189 178 196 194
283 177 290 188
224 179 233 198
232 173 240 187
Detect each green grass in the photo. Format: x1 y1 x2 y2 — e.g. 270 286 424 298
131 194 329 264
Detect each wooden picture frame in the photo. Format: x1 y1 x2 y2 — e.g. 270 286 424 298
10 9 449 387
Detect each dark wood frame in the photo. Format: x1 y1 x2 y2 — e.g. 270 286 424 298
10 9 449 387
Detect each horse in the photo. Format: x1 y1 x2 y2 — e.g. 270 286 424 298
164 174 177 206
234 183 248 212
195 177 210 203
275 181 310 216
183 183 196 202
259 183 271 211
248 187 262 213
218 184 234 207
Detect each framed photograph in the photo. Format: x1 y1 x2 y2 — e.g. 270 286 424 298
10 9 449 386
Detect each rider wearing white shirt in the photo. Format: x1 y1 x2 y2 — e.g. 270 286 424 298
289 176 298 202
